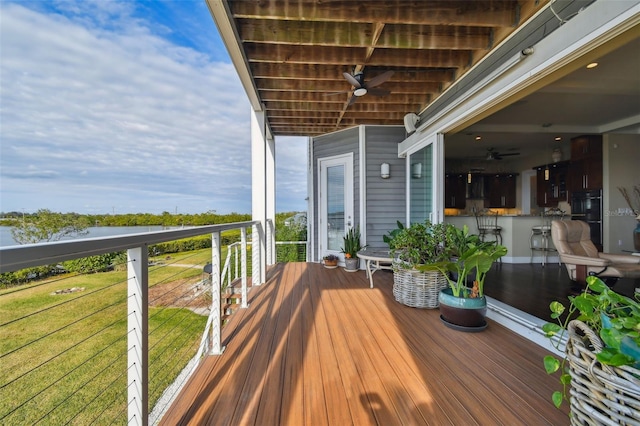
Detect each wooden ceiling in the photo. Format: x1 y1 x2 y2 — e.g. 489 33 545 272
220 0 550 136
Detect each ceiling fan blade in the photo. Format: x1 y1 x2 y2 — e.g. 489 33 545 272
343 72 362 88
367 87 390 97
498 152 520 156
366 70 394 88
323 90 350 96
348 94 358 106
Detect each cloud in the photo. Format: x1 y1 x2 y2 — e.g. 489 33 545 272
0 1 308 215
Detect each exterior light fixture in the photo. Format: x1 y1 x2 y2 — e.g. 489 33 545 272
467 172 472 184
380 163 390 179
544 165 550 181
412 163 422 179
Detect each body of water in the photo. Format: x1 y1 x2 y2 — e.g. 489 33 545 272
0 226 170 247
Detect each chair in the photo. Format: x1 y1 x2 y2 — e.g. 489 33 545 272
551 219 640 286
530 207 565 266
474 209 502 245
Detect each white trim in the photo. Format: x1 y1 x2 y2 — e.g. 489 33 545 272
486 297 564 358
317 152 354 260
433 134 445 224
406 134 444 224
359 125 367 244
307 137 315 262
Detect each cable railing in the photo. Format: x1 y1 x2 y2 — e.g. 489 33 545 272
0 221 265 425
275 240 308 262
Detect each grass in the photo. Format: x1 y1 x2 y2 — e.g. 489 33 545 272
0 249 230 425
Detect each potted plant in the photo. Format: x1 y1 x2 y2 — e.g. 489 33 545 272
542 276 640 421
387 220 450 308
418 224 507 330
341 226 364 271
322 254 339 269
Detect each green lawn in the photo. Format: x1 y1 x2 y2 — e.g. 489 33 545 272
0 256 215 424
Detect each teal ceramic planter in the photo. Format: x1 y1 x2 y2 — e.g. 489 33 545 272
438 288 487 331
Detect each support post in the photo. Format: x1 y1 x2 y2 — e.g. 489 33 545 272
252 223 262 287
210 231 225 355
241 226 248 308
251 107 270 284
127 246 148 426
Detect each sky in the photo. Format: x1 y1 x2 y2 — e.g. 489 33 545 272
0 0 308 215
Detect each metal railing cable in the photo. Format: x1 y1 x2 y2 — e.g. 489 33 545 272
0 221 261 424
33 338 128 424
0 295 125 367
0 304 125 393
0 271 83 295
0 275 127 328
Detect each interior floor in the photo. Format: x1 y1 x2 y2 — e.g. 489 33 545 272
484 262 640 323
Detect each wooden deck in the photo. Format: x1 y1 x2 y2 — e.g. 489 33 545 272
160 262 569 425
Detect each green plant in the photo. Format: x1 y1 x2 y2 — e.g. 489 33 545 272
388 220 450 268
341 226 364 259
418 225 507 297
542 276 640 408
383 220 405 248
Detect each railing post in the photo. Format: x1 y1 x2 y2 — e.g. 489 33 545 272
210 232 224 355
234 244 239 281
266 219 275 265
241 227 248 308
127 246 148 426
252 223 263 286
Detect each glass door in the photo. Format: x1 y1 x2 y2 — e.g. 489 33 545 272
408 134 444 225
319 153 353 260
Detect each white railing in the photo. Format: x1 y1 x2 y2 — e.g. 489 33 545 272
0 220 268 425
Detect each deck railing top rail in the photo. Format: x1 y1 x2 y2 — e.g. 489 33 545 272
0 221 258 273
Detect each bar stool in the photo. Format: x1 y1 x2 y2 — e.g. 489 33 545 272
475 209 502 245
530 207 565 266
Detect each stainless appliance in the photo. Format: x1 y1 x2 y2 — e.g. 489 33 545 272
571 189 603 250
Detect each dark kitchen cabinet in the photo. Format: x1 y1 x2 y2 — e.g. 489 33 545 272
534 161 569 207
570 135 602 160
445 173 467 209
485 173 517 208
569 135 602 192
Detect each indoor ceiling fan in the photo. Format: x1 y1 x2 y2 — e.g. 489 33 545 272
328 70 394 105
485 147 520 160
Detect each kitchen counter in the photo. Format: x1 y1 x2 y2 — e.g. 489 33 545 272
445 215 558 264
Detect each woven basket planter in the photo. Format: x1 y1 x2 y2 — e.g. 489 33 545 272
566 320 640 425
392 264 448 309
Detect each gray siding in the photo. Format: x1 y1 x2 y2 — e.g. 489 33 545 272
312 127 360 260
364 126 406 249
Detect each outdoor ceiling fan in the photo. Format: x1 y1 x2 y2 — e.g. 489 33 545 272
485 147 520 160
326 70 394 105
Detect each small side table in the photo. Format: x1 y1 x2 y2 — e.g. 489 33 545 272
357 250 393 288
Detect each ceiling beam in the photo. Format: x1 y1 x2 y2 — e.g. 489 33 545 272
230 1 518 27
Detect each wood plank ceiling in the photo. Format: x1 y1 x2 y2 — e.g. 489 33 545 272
224 0 549 136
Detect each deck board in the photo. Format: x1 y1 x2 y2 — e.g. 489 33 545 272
160 262 569 425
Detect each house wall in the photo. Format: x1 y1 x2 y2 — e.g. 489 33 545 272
603 134 640 252
311 127 360 260
363 126 406 250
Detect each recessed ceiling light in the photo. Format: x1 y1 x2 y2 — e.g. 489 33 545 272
475 136 482 141
586 62 598 69
555 136 562 141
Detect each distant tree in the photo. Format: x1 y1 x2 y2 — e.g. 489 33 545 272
10 209 90 244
